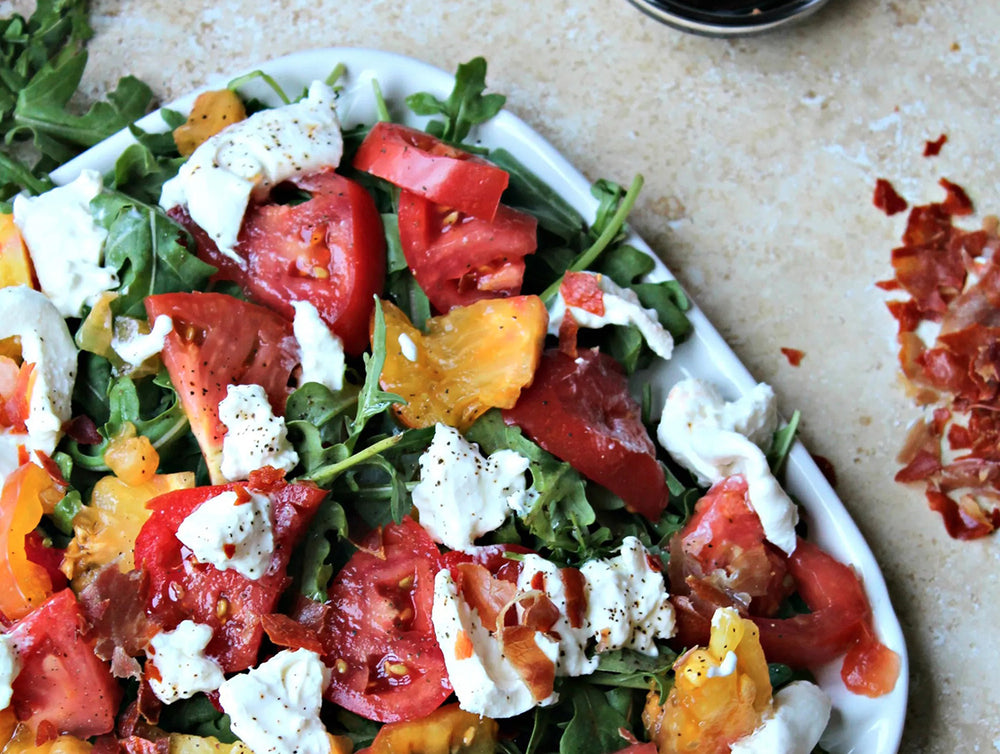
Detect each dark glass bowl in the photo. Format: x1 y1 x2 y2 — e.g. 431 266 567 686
626 0 832 36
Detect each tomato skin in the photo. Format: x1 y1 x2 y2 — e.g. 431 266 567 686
132 469 326 672
145 292 300 484
668 482 899 693
502 348 669 520
316 517 451 723
669 476 792 617
398 190 537 313
6 589 121 740
353 122 509 221
173 170 384 355
378 296 547 431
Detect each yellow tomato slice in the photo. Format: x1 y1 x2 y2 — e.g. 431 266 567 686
0 462 58 621
363 703 498 753
643 607 772 754
0 214 36 290
378 296 547 431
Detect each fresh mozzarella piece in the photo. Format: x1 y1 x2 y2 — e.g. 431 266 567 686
398 332 418 362
412 423 535 552
547 272 674 359
176 488 275 579
145 620 225 704
706 650 738 678
218 383 299 482
218 648 332 754
0 632 19 709
0 286 78 481
579 536 676 656
657 378 799 554
292 300 345 392
729 681 832 754
516 537 676 677
112 314 173 367
12 170 117 317
160 81 343 261
432 569 559 718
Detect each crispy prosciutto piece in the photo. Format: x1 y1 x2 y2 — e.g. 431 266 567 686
669 478 900 697
879 177 1000 538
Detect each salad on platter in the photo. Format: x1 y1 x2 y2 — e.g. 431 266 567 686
0 37 906 754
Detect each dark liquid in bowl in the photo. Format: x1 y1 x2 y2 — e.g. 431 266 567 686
673 0 793 11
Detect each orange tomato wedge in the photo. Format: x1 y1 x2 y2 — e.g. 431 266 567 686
0 214 36 290
0 461 60 621
643 607 772 754
360 702 498 754
378 295 547 430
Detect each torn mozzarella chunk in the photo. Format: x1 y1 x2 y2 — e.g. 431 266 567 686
432 569 559 718
657 378 798 554
293 300 345 392
145 620 225 704
547 271 674 359
0 632 19 709
112 314 174 367
218 649 332 754
412 423 535 552
0 286 78 482
218 383 299 482
729 681 832 754
175 488 274 579
160 82 343 262
12 170 117 317
516 536 676 677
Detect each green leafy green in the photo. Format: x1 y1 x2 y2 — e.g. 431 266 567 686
768 409 801 480
559 684 633 754
91 189 216 317
589 647 677 702
157 694 237 743
466 411 600 562
66 371 189 473
294 497 348 600
406 56 506 145
489 147 586 241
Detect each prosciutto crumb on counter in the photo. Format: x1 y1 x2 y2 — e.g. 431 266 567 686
877 176 1000 539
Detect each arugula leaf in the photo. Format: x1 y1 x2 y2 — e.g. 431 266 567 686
294 497 348 601
11 52 152 151
157 694 237 743
347 298 404 446
558 683 633 754
589 647 677 702
66 371 189 472
466 411 600 561
90 189 216 317
0 0 156 198
488 147 585 241
406 56 506 145
767 409 801 480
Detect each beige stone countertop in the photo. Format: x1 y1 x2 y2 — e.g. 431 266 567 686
59 0 999 751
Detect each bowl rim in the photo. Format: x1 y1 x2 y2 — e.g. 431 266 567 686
626 0 832 36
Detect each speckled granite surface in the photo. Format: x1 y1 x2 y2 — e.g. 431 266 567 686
36 0 1000 750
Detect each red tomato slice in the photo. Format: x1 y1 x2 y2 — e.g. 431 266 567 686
132 468 326 672
669 476 792 617
398 190 537 313
144 291 300 484
502 348 669 520
6 589 122 741
316 517 451 723
353 122 509 221
172 170 385 356
669 480 900 694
